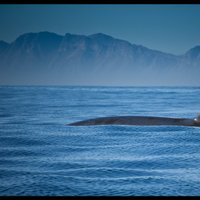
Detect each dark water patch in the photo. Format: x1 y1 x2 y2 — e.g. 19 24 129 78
2 121 26 125
103 157 200 170
44 161 95 171
63 167 164 179
0 113 13 118
0 174 80 196
0 148 43 158
31 122 61 126
0 136 50 147
0 169 33 179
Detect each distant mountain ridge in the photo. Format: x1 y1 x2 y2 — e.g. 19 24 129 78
0 31 199 86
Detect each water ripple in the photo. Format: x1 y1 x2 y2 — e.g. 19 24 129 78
1 86 200 196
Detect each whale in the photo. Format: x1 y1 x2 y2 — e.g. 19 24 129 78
68 114 200 127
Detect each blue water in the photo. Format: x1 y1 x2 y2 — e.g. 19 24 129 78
0 86 200 196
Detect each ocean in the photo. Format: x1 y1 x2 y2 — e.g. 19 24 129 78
0 86 200 196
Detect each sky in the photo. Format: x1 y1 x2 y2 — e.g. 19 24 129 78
0 4 200 55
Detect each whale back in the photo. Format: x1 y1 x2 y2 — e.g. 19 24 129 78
68 115 200 127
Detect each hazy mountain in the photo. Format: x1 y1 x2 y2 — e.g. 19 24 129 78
0 40 9 53
0 31 199 86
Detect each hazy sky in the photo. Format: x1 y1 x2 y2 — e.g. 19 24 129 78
0 4 200 55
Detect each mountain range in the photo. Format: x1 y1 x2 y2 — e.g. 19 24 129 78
0 31 199 86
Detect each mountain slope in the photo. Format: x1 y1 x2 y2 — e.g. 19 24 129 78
0 31 199 86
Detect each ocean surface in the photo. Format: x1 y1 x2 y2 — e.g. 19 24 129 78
0 86 200 196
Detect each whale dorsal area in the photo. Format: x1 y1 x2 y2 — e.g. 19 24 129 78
68 115 200 127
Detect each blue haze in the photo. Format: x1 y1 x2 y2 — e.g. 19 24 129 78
1 86 200 196
0 31 200 86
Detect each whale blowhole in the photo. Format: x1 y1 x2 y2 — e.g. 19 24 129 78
194 114 200 122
